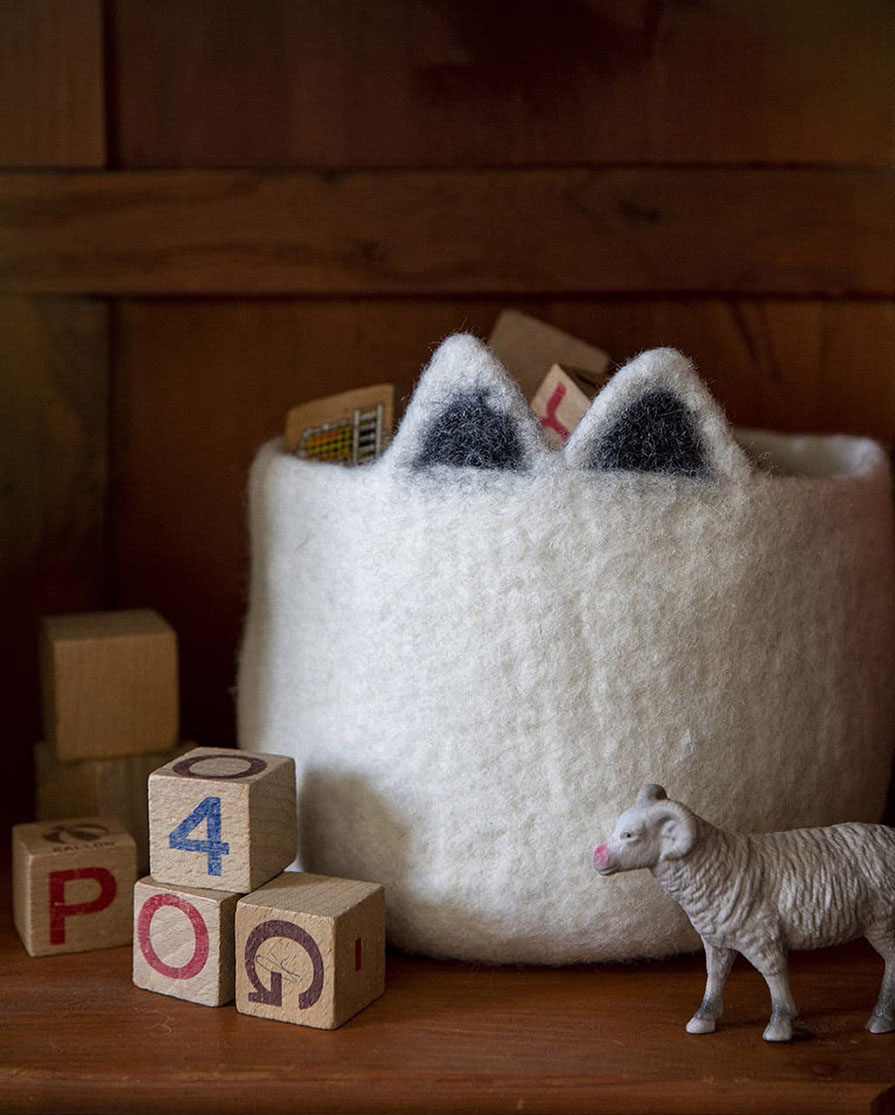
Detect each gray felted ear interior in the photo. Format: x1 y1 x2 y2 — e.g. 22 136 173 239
592 389 709 477
565 348 752 484
385 333 549 473
413 388 527 471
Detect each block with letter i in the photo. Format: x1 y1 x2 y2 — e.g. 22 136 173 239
133 877 239 1006
148 747 296 893
12 816 136 956
235 872 385 1029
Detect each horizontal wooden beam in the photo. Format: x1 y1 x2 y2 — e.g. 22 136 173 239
1 168 892 296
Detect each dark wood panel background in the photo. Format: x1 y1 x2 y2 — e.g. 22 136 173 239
108 0 895 168
4 168 894 296
0 0 105 168
0 0 107 822
2 0 894 824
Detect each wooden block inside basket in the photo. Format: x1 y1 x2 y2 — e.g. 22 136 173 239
235 871 385 1030
284 384 395 462
12 816 136 957
531 363 609 447
133 876 240 1006
40 610 178 761
488 309 611 400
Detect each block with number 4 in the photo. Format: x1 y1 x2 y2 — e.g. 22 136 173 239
149 748 296 893
133 876 240 1006
236 872 385 1029
12 816 136 957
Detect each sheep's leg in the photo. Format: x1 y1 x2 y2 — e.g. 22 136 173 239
686 943 735 1034
865 927 895 1034
744 948 797 1042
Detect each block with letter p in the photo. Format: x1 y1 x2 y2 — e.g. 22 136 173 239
148 748 296 892
12 815 136 956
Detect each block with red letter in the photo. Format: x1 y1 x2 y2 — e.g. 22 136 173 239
235 872 385 1029
148 748 296 893
133 877 239 1006
530 363 604 448
12 816 136 957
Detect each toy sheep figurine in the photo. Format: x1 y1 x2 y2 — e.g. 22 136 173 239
593 784 895 1041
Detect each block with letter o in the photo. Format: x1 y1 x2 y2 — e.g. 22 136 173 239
12 815 136 957
148 747 296 892
132 877 239 1006
235 871 385 1029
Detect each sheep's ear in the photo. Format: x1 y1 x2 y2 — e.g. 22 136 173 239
387 334 548 472
565 348 750 482
636 783 667 805
659 804 698 861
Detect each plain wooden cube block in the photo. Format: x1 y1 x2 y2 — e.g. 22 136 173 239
40 610 178 761
133 876 239 1006
235 871 385 1030
12 815 136 957
35 741 191 872
149 747 296 893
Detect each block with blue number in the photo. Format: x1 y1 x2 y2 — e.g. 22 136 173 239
148 748 296 893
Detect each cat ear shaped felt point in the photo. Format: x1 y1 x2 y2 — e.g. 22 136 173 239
564 348 751 483
387 334 549 472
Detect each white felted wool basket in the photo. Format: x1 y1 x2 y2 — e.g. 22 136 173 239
238 337 895 964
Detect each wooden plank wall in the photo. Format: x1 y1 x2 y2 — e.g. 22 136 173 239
2 1 894 822
0 1 107 823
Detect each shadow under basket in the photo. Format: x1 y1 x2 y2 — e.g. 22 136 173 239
238 337 895 964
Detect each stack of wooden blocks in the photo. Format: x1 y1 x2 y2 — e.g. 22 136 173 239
12 609 385 1029
35 609 184 871
13 609 183 957
134 747 386 1028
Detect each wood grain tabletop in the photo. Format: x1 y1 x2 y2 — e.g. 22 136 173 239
1 858 893 1115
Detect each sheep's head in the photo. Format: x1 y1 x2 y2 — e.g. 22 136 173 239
593 784 698 875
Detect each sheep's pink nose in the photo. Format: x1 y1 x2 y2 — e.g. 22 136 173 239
593 843 609 869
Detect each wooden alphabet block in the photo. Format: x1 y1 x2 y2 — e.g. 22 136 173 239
488 309 611 401
149 747 296 893
235 872 385 1030
12 816 136 957
133 877 239 1006
40 609 178 760
284 383 396 462
531 363 607 447
35 741 192 872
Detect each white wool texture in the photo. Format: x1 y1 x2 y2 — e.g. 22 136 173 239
238 337 895 964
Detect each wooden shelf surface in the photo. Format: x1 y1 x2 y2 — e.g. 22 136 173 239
1 860 893 1115
1 168 893 297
